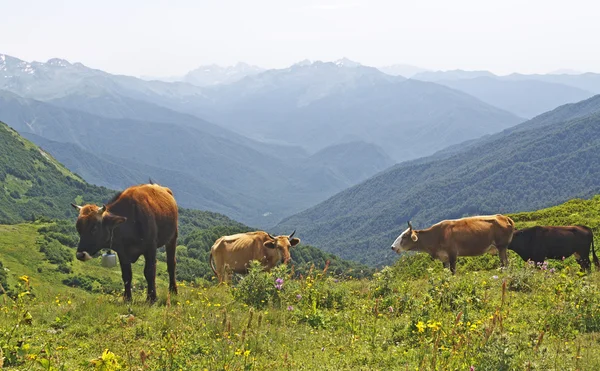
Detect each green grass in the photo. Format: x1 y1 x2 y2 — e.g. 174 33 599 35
2 190 600 370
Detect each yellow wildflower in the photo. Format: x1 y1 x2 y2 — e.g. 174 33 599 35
19 275 29 283
427 321 442 331
415 321 426 333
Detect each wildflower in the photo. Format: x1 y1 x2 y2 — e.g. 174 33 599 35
244 350 251 357
19 275 29 283
388 306 394 313
492 275 499 279
234 349 242 356
296 294 302 300
470 366 475 371
275 277 284 290
549 268 556 273
415 321 426 333
287 306 294 311
427 321 441 331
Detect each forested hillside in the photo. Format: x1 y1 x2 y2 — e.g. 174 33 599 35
276 97 600 266
0 121 113 223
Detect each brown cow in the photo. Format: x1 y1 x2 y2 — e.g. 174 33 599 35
508 225 599 271
71 183 178 302
391 215 515 274
210 230 300 283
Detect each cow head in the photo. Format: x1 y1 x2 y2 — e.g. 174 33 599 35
264 230 300 264
391 221 419 253
71 203 127 261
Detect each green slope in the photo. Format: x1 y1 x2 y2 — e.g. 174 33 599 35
0 121 113 223
276 96 600 266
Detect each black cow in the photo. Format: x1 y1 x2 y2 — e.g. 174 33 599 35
508 225 599 271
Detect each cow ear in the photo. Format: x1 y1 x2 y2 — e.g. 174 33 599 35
411 232 418 242
102 212 127 228
289 238 301 247
264 241 276 249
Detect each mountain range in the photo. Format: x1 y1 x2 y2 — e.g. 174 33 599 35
0 90 394 227
412 70 597 118
182 60 523 161
0 53 532 226
275 95 600 266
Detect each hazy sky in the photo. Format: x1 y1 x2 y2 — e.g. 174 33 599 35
2 0 599 77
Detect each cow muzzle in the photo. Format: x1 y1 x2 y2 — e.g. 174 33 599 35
76 251 93 262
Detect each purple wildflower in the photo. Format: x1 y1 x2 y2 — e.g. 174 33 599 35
470 366 475 371
275 278 284 290
492 275 499 279
549 268 556 273
287 306 294 311
296 294 302 300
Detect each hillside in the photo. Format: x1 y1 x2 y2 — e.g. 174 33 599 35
276 97 600 266
0 121 113 223
0 202 598 369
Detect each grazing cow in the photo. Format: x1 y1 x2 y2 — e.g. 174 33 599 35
508 225 599 271
391 215 515 274
210 230 300 283
71 183 178 302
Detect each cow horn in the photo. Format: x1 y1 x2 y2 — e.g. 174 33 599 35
97 204 106 214
71 203 82 211
407 221 413 230
267 233 277 240
289 229 296 240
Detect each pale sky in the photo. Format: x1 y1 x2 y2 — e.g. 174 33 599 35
1 0 599 77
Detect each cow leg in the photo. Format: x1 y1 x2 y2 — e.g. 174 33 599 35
498 246 509 268
448 253 457 275
166 232 178 294
119 259 133 301
576 258 590 272
144 248 157 303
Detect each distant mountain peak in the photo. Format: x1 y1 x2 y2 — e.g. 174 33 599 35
334 58 361 68
182 62 264 86
46 58 72 67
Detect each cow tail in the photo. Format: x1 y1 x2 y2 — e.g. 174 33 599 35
209 251 218 276
591 230 599 269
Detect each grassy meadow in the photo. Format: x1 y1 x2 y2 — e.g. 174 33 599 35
1 197 600 370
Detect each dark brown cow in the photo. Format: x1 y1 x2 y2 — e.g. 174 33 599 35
71 183 178 302
391 215 515 274
508 225 599 271
210 231 300 283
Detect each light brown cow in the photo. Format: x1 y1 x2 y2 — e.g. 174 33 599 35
210 230 300 282
391 215 515 274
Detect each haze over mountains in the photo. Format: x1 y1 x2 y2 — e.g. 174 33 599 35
411 69 598 118
2 52 600 237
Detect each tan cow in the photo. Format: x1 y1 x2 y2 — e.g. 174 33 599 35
210 230 300 282
391 215 515 274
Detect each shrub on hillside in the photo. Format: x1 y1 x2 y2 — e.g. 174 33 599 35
39 239 73 266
